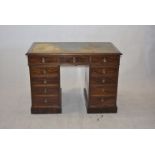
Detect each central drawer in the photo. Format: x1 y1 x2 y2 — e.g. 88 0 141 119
60 55 89 64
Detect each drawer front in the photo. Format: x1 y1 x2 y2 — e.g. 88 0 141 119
91 67 118 77
60 55 89 64
32 96 59 106
90 96 116 107
32 86 59 95
90 85 116 96
90 76 117 85
31 77 59 85
28 56 59 64
74 56 89 64
91 55 119 66
30 67 59 76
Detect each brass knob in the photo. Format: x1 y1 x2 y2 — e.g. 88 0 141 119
73 57 76 63
42 57 45 63
44 98 47 103
103 58 107 63
43 79 47 84
102 69 106 74
101 98 104 102
102 79 105 83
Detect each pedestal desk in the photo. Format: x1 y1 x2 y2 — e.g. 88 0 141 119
26 42 122 114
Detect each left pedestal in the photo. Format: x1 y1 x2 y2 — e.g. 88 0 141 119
27 55 61 114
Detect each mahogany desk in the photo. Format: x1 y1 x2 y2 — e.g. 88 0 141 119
26 42 122 114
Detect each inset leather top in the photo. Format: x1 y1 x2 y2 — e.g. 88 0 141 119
26 42 122 55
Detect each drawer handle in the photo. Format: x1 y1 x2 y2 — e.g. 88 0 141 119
44 88 47 94
44 98 47 103
102 58 107 63
102 88 105 92
101 98 105 102
42 57 45 63
73 57 76 63
102 79 105 83
102 69 106 74
43 79 47 84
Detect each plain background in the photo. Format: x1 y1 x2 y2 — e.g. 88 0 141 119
1 0 155 154
0 25 155 128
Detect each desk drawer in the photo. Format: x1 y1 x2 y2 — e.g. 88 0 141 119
32 96 59 106
30 67 59 76
91 67 118 77
90 76 117 85
90 85 116 96
32 86 59 95
90 96 116 107
28 56 59 64
91 55 119 66
60 55 89 64
31 77 59 85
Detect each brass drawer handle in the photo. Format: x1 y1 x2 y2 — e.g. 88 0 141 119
44 88 47 94
73 57 76 63
43 79 47 84
101 98 105 102
102 58 107 63
102 79 105 83
102 69 106 74
42 57 45 63
44 98 47 103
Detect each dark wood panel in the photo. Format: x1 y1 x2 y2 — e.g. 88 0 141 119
60 55 73 63
90 76 117 85
87 106 117 113
32 96 59 106
90 85 117 96
28 55 59 64
31 77 59 85
90 96 116 106
32 86 59 95
30 66 59 76
31 107 61 114
74 56 89 64
60 55 89 64
90 67 118 77
91 55 119 66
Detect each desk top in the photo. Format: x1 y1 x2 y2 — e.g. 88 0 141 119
27 42 122 55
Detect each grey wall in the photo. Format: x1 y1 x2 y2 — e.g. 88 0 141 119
0 25 155 94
